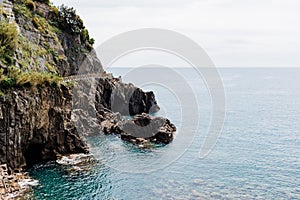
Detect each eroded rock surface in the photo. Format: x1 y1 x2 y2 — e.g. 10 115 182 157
0 164 37 199
0 86 88 171
0 0 177 175
120 113 177 144
95 77 160 116
72 76 176 145
92 77 176 144
98 112 176 145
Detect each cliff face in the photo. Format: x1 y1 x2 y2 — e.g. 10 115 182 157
0 0 102 76
95 77 160 116
0 0 176 173
0 85 88 171
0 0 95 171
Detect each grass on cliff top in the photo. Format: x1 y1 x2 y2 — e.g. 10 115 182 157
0 67 63 90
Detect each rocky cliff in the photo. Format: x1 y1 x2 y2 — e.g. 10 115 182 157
0 0 98 172
0 0 176 176
0 85 88 171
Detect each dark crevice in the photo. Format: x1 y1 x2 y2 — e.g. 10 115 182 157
24 143 44 168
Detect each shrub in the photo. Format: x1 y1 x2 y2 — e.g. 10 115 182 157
0 20 18 65
4 55 14 64
0 66 63 88
89 38 95 46
47 47 59 63
32 15 52 34
45 62 57 73
13 0 33 21
51 5 59 16
80 28 95 46
0 77 17 89
80 28 89 43
0 69 6 81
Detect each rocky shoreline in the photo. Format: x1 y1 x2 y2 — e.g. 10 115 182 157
0 164 38 199
73 75 177 145
0 0 177 198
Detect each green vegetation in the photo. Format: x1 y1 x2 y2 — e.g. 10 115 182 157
0 67 63 90
0 4 7 17
13 0 95 55
0 0 96 93
32 14 55 36
45 62 57 73
13 0 33 21
12 0 61 71
0 20 18 65
56 5 95 46
57 5 84 34
17 34 48 71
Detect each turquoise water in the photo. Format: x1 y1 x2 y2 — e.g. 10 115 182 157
29 68 300 199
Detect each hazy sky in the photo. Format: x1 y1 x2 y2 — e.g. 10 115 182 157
52 0 300 67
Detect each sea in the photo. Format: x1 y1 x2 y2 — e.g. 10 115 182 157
28 68 300 199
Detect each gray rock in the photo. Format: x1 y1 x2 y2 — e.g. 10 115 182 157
0 86 88 171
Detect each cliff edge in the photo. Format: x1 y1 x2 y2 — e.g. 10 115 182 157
0 0 99 172
0 0 176 178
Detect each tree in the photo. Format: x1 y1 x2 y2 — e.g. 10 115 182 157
58 5 84 34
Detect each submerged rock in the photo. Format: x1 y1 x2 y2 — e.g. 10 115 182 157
57 153 94 166
56 153 96 173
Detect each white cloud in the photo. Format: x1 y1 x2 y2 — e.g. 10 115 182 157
52 0 300 67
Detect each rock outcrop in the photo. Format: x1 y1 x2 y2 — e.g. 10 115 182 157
95 76 160 116
0 164 36 199
72 75 176 145
0 0 96 172
94 77 176 144
0 2 176 199
0 85 88 171
98 112 176 145
120 113 176 144
0 0 177 176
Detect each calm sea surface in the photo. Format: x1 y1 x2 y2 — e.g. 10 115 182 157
29 68 300 199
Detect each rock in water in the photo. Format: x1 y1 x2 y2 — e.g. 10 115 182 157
121 113 177 144
91 77 176 145
99 112 176 144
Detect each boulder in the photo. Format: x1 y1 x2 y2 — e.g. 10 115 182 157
120 113 176 144
98 112 176 145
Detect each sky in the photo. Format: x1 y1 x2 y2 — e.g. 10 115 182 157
51 0 300 67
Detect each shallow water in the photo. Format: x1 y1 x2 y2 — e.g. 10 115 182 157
29 68 300 199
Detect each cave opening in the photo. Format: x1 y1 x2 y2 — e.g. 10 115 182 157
24 143 44 168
